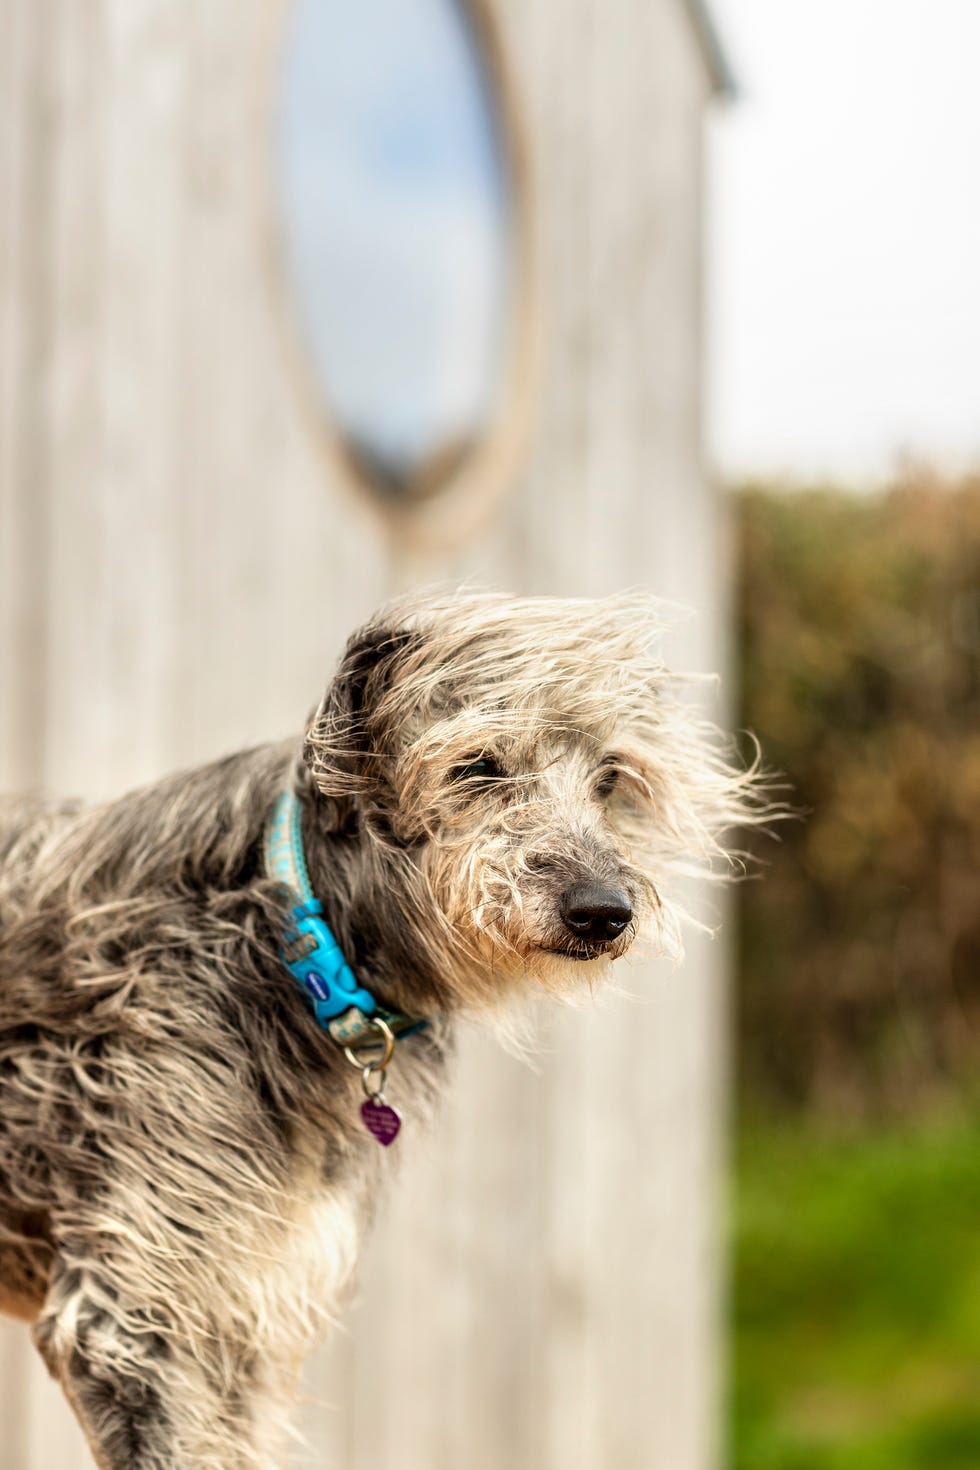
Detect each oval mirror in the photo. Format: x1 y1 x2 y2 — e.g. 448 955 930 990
277 0 514 503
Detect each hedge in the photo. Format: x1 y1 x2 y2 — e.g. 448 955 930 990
735 478 980 1114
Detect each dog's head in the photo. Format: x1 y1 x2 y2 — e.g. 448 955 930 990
302 593 764 1012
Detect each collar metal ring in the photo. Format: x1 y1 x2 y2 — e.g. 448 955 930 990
343 1014 395 1073
362 1064 387 1100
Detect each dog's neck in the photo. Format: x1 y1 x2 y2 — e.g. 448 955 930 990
294 765 454 1022
266 785 380 1025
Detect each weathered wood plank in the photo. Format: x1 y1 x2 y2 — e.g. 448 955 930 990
0 0 51 794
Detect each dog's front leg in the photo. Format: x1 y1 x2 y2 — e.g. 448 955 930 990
32 1261 267 1470
33 1269 179 1470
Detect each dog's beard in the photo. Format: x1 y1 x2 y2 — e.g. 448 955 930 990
534 928 635 962
449 912 635 1003
526 944 619 998
462 950 621 1060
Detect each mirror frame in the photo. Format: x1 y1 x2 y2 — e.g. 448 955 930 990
260 0 539 550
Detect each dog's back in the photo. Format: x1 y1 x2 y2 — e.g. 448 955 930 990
0 796 81 1321
0 793 75 860
0 795 82 929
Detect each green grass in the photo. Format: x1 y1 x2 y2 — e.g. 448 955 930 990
732 1106 980 1470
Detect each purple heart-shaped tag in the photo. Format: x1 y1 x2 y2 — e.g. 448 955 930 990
361 1097 402 1146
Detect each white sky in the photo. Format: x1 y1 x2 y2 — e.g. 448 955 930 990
706 0 980 484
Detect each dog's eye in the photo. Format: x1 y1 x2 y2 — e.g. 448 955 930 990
595 764 621 799
454 756 501 783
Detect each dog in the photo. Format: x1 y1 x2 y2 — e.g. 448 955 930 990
0 591 762 1468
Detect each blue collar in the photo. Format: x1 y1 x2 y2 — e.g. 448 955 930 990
265 788 426 1045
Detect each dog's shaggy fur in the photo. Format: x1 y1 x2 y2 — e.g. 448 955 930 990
0 592 763 1468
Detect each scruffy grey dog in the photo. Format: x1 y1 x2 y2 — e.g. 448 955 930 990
0 592 761 1469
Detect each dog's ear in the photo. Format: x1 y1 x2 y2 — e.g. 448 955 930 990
303 625 418 801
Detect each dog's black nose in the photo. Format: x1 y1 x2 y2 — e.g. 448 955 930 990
559 882 633 943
